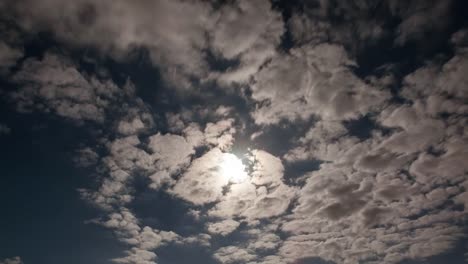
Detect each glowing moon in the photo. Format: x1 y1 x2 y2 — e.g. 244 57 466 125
220 153 248 183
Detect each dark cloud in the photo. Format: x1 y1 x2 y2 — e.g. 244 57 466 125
0 123 11 134
0 257 22 264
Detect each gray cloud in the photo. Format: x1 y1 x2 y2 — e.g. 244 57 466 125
392 0 453 45
251 43 389 124
0 40 22 72
10 53 128 123
0 123 11 135
5 0 212 87
0 257 22 264
4 0 283 89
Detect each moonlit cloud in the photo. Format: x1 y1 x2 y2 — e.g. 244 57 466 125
1 1 468 264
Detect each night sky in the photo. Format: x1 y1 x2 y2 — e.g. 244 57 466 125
0 1 468 264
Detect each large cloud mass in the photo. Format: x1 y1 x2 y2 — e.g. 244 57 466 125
1 1 467 264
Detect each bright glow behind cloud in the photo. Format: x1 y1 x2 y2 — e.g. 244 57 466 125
220 153 248 183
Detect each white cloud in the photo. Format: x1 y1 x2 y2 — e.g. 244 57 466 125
170 148 230 205
210 0 284 85
7 0 213 87
6 0 283 88
251 44 389 124
209 150 296 220
214 246 256 264
204 119 237 150
148 133 195 187
112 247 157 264
97 208 180 264
10 53 124 123
207 219 240 236
117 117 146 136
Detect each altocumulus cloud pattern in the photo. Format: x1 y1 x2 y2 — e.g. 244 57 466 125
0 1 468 264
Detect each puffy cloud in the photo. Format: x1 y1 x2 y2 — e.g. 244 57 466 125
3 2 468 264
209 150 296 220
112 247 157 264
171 148 230 205
179 233 212 248
148 133 195 188
5 0 284 88
249 150 284 186
276 44 468 261
251 44 389 124
285 120 361 162
214 246 256 264
206 219 240 236
204 119 237 150
210 0 284 85
97 208 180 264
409 138 468 185
10 53 124 123
117 117 146 136
247 233 281 252
6 0 213 87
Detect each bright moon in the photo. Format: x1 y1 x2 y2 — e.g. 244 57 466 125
220 153 248 183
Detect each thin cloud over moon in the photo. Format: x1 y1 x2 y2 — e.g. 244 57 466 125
0 1 467 264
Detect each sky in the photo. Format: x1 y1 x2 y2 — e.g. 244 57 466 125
0 0 468 264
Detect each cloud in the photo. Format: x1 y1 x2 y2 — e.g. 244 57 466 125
0 40 22 72
288 1 387 52
73 147 99 167
0 123 11 135
96 208 180 264
204 119 237 150
171 148 230 205
393 0 453 45
251 43 389 124
147 133 195 188
5 0 283 88
117 117 146 136
10 53 127 123
113 247 157 264
209 0 284 85
0 257 22 264
274 29 468 262
214 246 256 264
209 150 296 220
287 0 454 50
206 219 240 236
5 0 213 87
2 2 468 264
